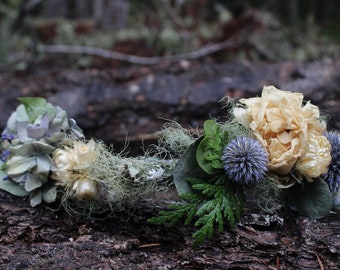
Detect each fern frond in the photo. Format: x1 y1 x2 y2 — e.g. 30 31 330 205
180 193 203 224
148 201 198 226
149 174 245 247
192 214 216 247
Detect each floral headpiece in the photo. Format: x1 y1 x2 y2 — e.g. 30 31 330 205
1 86 339 247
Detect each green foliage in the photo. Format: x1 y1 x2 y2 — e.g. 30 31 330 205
196 120 229 174
163 122 244 247
17 97 55 123
148 193 201 227
173 137 205 195
285 178 333 219
0 161 29 197
149 174 245 248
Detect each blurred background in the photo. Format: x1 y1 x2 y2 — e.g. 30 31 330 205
1 0 340 65
1 0 340 152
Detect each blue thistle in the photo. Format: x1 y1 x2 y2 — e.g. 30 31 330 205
323 131 340 194
222 137 268 185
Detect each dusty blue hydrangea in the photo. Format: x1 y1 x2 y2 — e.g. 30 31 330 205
0 150 10 162
323 131 340 194
1 134 14 141
0 98 85 207
1 134 14 162
222 137 268 185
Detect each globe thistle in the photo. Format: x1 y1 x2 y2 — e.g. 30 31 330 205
222 137 268 185
323 131 340 194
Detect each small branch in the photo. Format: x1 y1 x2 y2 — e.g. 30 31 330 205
36 38 241 65
317 255 325 270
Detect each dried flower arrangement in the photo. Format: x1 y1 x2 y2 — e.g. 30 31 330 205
1 86 339 246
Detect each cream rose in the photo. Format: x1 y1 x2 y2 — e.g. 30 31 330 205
233 85 330 178
295 132 331 181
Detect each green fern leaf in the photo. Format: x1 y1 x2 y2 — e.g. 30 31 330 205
149 174 245 247
148 193 202 227
196 120 229 174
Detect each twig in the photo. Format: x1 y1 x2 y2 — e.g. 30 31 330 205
316 255 324 270
137 243 161 248
36 38 241 65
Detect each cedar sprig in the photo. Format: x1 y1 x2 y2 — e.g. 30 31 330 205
149 175 245 247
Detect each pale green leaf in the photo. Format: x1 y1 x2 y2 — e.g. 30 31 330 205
6 156 36 176
42 184 57 203
0 167 29 196
18 97 56 123
45 132 66 144
24 174 42 192
31 141 55 154
12 141 54 156
30 189 42 207
36 156 52 175
12 143 34 156
32 157 51 184
15 104 30 122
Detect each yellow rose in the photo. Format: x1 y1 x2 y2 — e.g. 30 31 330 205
301 101 327 133
233 85 328 176
295 132 331 181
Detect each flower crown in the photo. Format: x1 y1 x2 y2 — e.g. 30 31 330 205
1 86 339 247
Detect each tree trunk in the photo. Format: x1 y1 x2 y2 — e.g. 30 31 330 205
0 189 339 269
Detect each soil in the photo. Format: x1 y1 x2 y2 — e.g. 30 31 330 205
0 58 340 269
